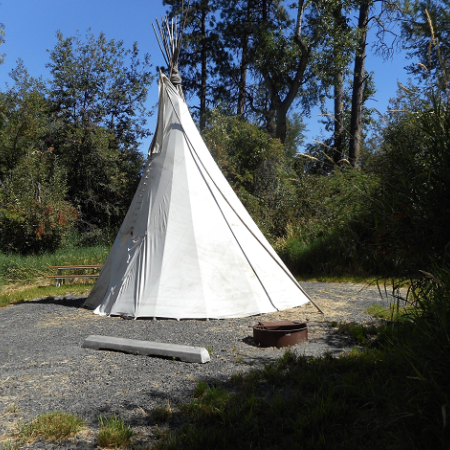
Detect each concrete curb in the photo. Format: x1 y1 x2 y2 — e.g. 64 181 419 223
82 335 210 363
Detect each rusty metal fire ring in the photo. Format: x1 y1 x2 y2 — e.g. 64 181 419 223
253 321 308 348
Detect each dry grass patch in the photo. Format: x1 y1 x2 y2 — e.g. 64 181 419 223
17 411 85 443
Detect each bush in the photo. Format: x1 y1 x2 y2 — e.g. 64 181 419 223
0 152 77 254
367 94 450 273
278 168 380 276
203 110 299 238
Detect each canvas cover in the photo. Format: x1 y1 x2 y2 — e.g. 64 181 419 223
84 74 310 319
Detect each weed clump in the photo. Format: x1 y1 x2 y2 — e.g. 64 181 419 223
18 411 84 443
97 415 133 449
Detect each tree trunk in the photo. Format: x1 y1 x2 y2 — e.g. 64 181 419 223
349 1 370 168
237 0 253 116
276 104 288 143
333 68 345 165
332 6 346 166
199 2 208 131
272 0 309 143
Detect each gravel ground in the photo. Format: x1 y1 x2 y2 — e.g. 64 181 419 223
0 282 400 448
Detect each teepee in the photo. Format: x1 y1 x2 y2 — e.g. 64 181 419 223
84 13 317 319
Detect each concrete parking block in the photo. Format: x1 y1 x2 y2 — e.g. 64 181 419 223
82 335 210 363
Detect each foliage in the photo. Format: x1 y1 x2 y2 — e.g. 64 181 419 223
278 167 380 275
45 30 153 234
164 0 361 142
401 0 450 88
0 154 77 254
280 73 450 277
203 110 298 237
18 411 84 443
163 0 224 117
367 90 450 273
0 66 77 253
307 70 377 173
0 31 153 254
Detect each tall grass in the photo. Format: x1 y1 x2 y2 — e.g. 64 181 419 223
97 415 133 449
0 246 109 285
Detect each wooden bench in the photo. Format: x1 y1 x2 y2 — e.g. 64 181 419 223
48 265 103 287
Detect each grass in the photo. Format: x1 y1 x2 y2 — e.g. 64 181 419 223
0 246 108 284
365 303 410 321
17 411 84 443
151 400 173 423
155 348 449 449
97 415 133 449
330 321 379 345
0 246 108 307
0 442 20 450
6 412 134 449
0 283 94 308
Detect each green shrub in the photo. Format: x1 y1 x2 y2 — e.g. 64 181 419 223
203 110 299 238
278 168 380 276
366 94 450 274
0 153 77 254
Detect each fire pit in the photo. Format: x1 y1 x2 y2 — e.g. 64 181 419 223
253 321 308 348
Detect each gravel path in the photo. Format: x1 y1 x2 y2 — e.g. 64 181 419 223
0 282 400 448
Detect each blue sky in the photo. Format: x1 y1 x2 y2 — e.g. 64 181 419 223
1 0 413 153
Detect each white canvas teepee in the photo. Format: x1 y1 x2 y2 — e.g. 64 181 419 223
84 15 314 319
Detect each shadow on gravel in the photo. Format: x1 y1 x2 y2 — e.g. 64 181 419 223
32 297 87 308
322 330 354 349
242 335 258 347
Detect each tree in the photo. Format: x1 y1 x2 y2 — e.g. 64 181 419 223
0 65 76 253
164 0 356 143
0 22 5 65
401 0 450 89
349 0 371 167
331 5 351 165
318 0 402 169
203 109 299 236
163 0 225 130
0 61 48 180
45 31 154 235
215 0 255 116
